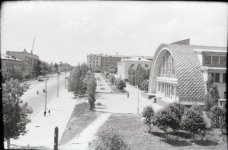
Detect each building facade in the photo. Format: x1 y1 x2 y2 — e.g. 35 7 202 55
6 49 39 78
117 57 153 80
148 41 227 106
87 54 129 72
1 54 24 80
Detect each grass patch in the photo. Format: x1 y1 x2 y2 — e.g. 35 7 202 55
94 113 227 150
59 102 101 145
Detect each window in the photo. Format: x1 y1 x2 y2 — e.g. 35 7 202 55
220 56 226 65
211 73 220 82
212 56 219 65
145 64 148 68
223 73 226 83
204 56 211 64
130 64 134 67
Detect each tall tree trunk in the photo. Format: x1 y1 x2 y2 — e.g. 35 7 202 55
6 138 10 149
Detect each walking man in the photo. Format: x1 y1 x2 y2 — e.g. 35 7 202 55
37 91 39 95
44 110 46 117
48 110 51 115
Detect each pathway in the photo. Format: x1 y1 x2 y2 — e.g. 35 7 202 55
60 113 111 150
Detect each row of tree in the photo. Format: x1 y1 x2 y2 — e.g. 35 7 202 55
67 64 97 110
128 64 150 91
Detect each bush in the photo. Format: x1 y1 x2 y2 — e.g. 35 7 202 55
92 127 128 150
190 104 203 115
142 106 155 133
210 106 226 128
153 103 185 132
114 79 126 90
180 109 206 134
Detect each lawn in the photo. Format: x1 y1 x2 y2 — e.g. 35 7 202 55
59 102 102 145
94 113 227 150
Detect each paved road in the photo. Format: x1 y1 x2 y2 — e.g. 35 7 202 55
21 73 69 118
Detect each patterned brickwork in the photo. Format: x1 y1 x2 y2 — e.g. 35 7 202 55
167 44 206 103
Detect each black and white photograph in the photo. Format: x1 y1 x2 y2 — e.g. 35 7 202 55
1 1 227 149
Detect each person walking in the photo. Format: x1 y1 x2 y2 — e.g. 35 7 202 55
127 92 129 98
48 110 51 115
44 110 46 117
37 91 39 95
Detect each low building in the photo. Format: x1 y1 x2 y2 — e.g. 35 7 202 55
1 54 24 80
117 57 153 80
148 39 227 106
6 49 39 78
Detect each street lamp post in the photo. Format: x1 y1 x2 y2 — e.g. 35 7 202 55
65 69 66 89
57 72 59 97
137 85 139 114
45 76 47 110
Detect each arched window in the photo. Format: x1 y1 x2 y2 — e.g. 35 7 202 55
159 51 175 78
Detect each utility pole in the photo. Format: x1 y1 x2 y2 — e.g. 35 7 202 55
137 85 139 114
45 77 47 110
57 72 59 97
65 69 66 89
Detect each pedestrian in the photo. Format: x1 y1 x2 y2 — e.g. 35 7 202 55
37 91 39 95
48 110 50 115
44 110 46 117
127 92 129 98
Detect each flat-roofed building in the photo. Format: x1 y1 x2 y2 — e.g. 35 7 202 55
117 57 153 80
1 54 24 80
6 49 39 78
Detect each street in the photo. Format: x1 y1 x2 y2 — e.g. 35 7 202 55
21 73 68 118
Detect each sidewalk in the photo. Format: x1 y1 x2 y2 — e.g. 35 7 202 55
9 83 78 149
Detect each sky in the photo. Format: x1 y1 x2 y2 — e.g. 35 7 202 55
1 1 227 66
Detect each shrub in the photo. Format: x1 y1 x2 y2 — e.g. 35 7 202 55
96 102 102 106
92 127 128 150
153 103 185 132
190 104 203 115
114 79 126 90
210 106 226 128
142 105 155 133
180 109 206 134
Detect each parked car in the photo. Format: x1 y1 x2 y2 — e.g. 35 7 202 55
37 76 44 81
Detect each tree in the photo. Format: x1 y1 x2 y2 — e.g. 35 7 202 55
210 106 226 128
140 79 149 92
180 109 206 135
34 60 41 77
204 75 220 111
142 105 155 133
128 67 135 85
135 64 144 88
2 79 32 149
87 74 97 110
109 75 115 85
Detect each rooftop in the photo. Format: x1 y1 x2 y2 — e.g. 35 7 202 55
1 54 23 61
122 57 152 62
